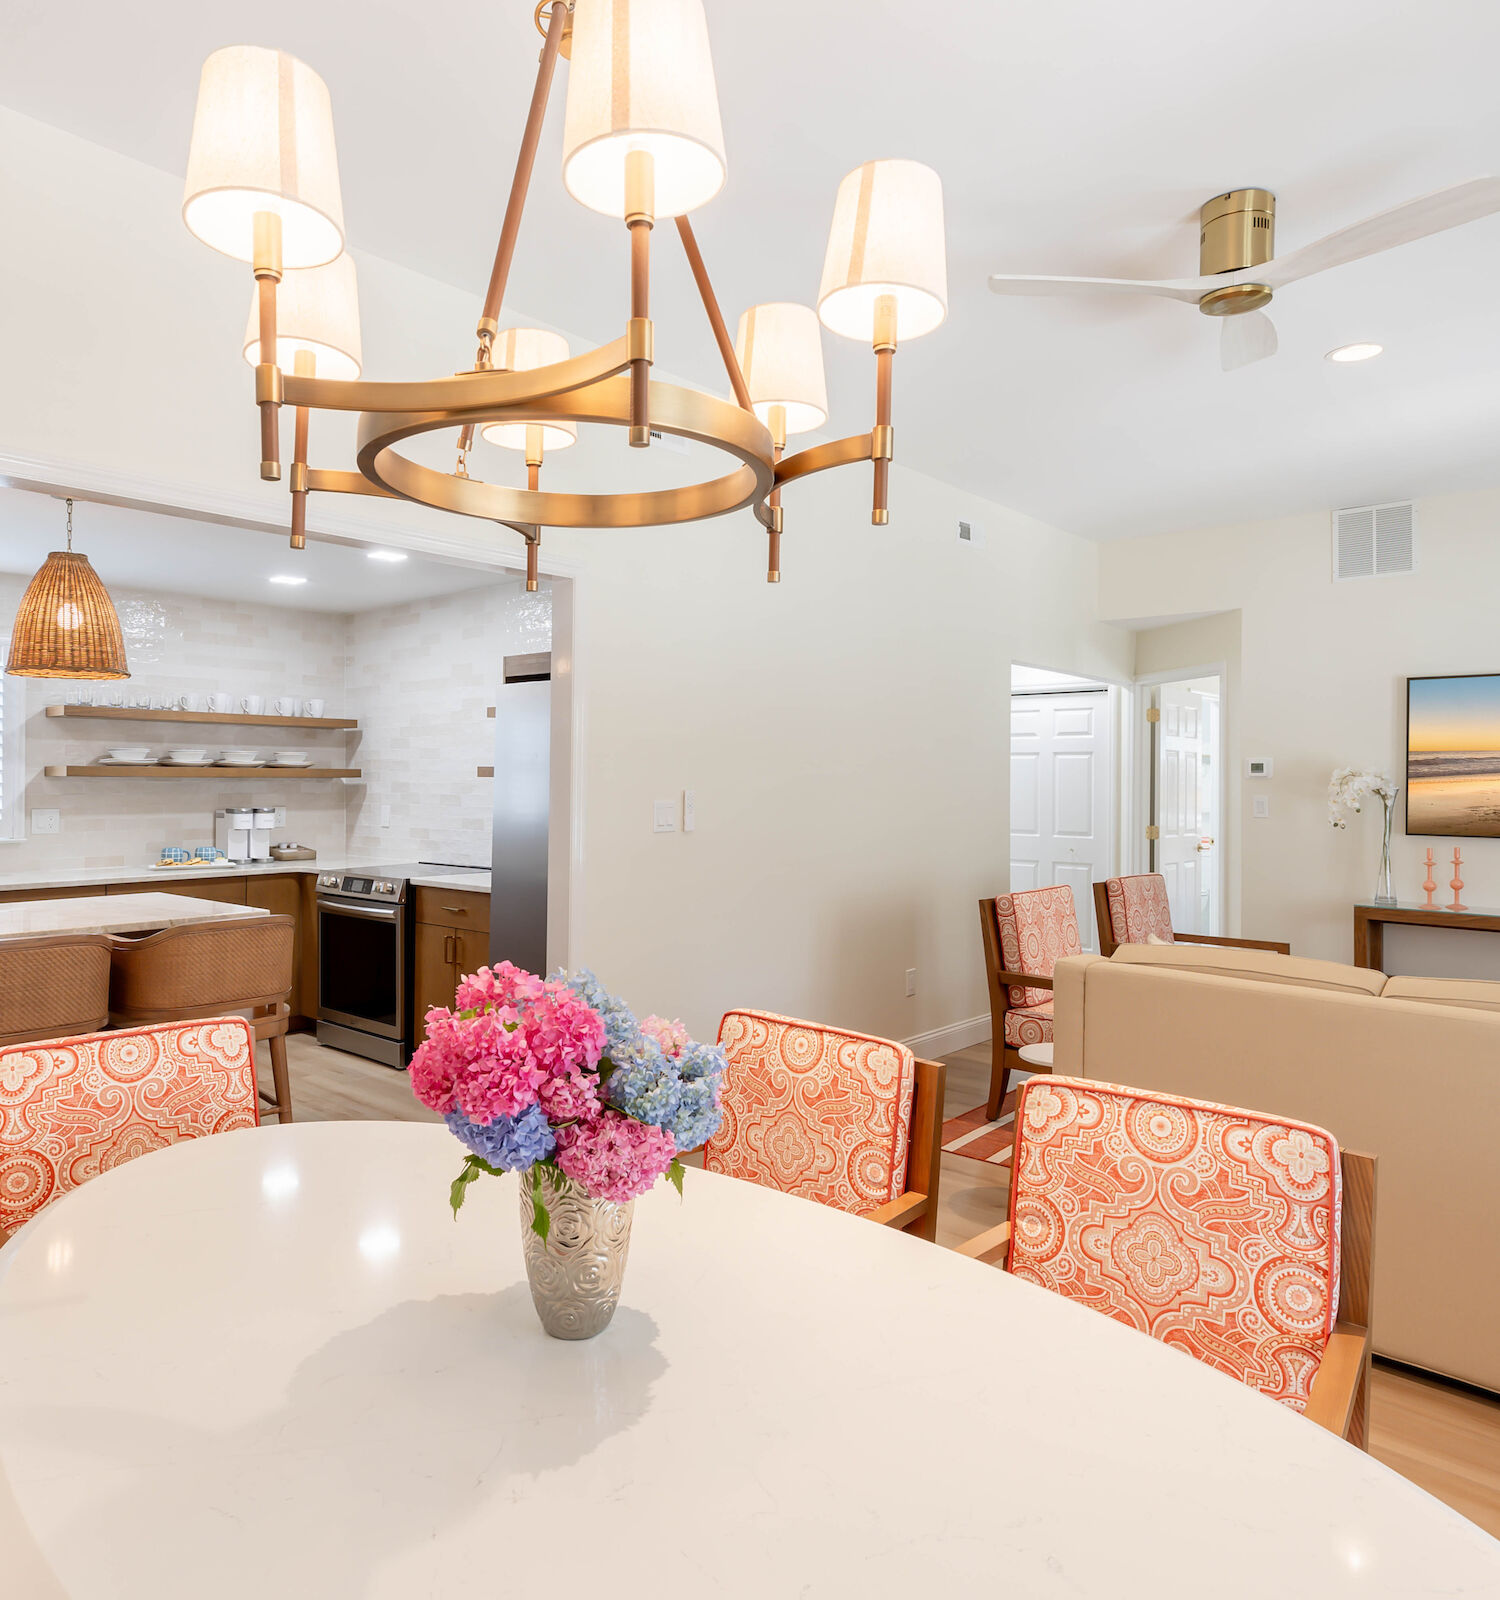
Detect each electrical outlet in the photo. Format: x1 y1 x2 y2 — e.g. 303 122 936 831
1253 795 1270 819
30 809 60 836
653 801 677 833
905 967 917 997
682 789 696 833
272 806 287 828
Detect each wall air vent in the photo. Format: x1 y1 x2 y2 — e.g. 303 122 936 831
1333 501 1415 580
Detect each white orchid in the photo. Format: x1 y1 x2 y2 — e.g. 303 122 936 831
1328 767 1398 829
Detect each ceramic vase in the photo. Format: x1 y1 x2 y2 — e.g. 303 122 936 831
519 1168 633 1340
1373 794 1397 907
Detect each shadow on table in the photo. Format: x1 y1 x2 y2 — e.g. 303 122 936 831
4 1284 666 1597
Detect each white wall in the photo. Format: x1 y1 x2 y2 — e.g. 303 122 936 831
0 106 1133 1043
1102 491 1500 972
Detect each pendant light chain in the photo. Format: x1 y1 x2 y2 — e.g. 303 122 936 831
65 498 74 552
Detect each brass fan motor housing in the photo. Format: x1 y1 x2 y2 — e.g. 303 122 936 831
1199 188 1276 275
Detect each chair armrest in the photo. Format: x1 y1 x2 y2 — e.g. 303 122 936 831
863 1192 928 1229
1303 1321 1370 1440
995 971 1054 992
955 1220 1012 1265
1175 933 1292 955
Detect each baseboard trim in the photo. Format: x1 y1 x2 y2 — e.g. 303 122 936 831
903 1014 990 1059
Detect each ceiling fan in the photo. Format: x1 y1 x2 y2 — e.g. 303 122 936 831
987 179 1500 370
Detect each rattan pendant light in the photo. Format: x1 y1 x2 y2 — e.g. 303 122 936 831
6 500 130 680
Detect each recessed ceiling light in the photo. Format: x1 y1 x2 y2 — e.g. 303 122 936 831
1326 342 1383 363
366 549 409 563
268 574 308 585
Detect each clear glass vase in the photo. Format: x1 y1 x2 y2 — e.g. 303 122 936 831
519 1168 633 1340
1373 795 1397 906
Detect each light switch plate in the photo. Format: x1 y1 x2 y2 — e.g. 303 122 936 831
653 801 677 833
30 809 60 836
905 968 917 997
1252 795 1271 819
682 789 696 833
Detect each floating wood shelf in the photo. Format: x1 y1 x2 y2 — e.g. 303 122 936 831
44 765 362 780
45 706 357 731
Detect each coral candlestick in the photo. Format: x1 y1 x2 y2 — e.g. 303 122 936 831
1422 849 1437 908
1448 847 1467 913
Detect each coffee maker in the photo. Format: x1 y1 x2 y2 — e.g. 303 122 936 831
215 807 275 863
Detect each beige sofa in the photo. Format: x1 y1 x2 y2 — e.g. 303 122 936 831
1052 942 1500 1393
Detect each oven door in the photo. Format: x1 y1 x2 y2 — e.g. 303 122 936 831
316 896 406 1040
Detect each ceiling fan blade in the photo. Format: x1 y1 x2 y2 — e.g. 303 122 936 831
1262 176 1500 289
1220 310 1278 371
987 272 1208 304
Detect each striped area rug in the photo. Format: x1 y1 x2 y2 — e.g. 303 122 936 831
941 1086 1020 1169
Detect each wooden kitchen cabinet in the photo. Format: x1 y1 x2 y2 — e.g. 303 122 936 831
413 886 489 934
414 921 489 1027
245 875 315 1025
106 877 248 903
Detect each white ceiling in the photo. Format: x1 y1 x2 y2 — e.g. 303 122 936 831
4 0 1500 539
0 488 508 613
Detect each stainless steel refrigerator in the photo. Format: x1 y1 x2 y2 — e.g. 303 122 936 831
490 651 552 975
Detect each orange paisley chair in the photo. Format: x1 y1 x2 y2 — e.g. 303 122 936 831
703 1009 945 1241
977 887 1082 1121
0 1017 258 1243
1093 872 1291 959
959 1076 1375 1445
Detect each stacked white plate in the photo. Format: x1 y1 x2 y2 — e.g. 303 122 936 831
268 751 311 767
217 748 266 768
163 747 215 766
103 745 153 765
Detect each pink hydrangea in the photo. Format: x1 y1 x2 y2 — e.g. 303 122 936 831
640 1014 688 1059
555 1111 677 1203
523 986 607 1076
409 1007 462 1113
455 962 547 1013
412 1005 547 1125
537 1063 602 1125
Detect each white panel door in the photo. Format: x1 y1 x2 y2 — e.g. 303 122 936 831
1156 680 1218 935
1010 689 1112 951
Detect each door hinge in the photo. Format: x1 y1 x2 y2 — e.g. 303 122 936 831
1145 825 1160 840
1145 707 1161 724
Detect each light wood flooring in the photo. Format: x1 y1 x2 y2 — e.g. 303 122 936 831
260 1032 1500 1539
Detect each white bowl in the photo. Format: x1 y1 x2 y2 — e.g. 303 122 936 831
272 752 309 763
167 749 209 760
107 747 151 760
220 748 257 760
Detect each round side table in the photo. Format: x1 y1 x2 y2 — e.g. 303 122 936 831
1017 1041 1054 1071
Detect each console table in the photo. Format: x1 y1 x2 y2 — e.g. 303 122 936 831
1352 900 1500 970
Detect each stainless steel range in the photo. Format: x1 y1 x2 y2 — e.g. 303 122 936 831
315 862 479 1067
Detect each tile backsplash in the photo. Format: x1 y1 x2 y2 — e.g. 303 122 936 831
0 573 549 875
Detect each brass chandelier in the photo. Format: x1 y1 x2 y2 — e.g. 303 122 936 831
182 0 947 586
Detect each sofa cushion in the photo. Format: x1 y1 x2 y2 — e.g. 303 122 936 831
1111 941 1385 997
1382 975 1500 1012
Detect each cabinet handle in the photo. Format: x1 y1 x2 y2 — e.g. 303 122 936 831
441 905 465 914
442 933 456 965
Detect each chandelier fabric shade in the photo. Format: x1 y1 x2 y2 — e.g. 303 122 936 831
183 46 345 268
818 159 948 343
734 304 829 435
561 0 727 219
480 329 579 451
6 504 129 681
242 253 362 380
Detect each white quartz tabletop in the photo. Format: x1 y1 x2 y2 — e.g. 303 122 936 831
0 893 269 938
0 862 490 895
0 1120 1494 1598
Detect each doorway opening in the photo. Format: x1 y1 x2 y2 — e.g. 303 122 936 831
1143 673 1223 936
1010 665 1120 952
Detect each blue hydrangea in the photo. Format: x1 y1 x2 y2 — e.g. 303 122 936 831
606 1042 683 1126
677 1040 728 1082
558 967 644 1062
445 1103 555 1170
666 1076 723 1151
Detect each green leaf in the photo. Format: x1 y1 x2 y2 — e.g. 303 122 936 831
530 1175 551 1243
666 1158 685 1199
448 1157 483 1217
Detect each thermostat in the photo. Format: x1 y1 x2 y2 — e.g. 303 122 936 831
1246 758 1274 779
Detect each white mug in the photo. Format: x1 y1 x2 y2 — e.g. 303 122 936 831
240 695 265 716
206 693 233 714
302 698 326 718
273 696 299 717
178 693 204 713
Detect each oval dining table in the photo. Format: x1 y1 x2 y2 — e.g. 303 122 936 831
1 1121 1496 1598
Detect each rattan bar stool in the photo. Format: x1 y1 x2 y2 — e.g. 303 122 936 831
108 915 296 1123
0 932 112 1046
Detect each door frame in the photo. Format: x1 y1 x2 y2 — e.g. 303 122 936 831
1130 660 1228 933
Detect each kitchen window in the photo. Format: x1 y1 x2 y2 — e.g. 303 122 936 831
0 656 25 843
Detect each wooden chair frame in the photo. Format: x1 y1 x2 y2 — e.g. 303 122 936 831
107 917 295 1124
0 931 113 1047
977 897 1055 1121
958 1139 1376 1448
1092 879 1291 960
863 1056 946 1241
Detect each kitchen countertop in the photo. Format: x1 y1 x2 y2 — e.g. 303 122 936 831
0 861 491 895
0 892 270 939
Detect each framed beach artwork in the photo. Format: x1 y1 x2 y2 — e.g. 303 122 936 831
1407 673 1500 836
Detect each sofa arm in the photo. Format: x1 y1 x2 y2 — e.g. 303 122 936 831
1051 954 1098 1076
